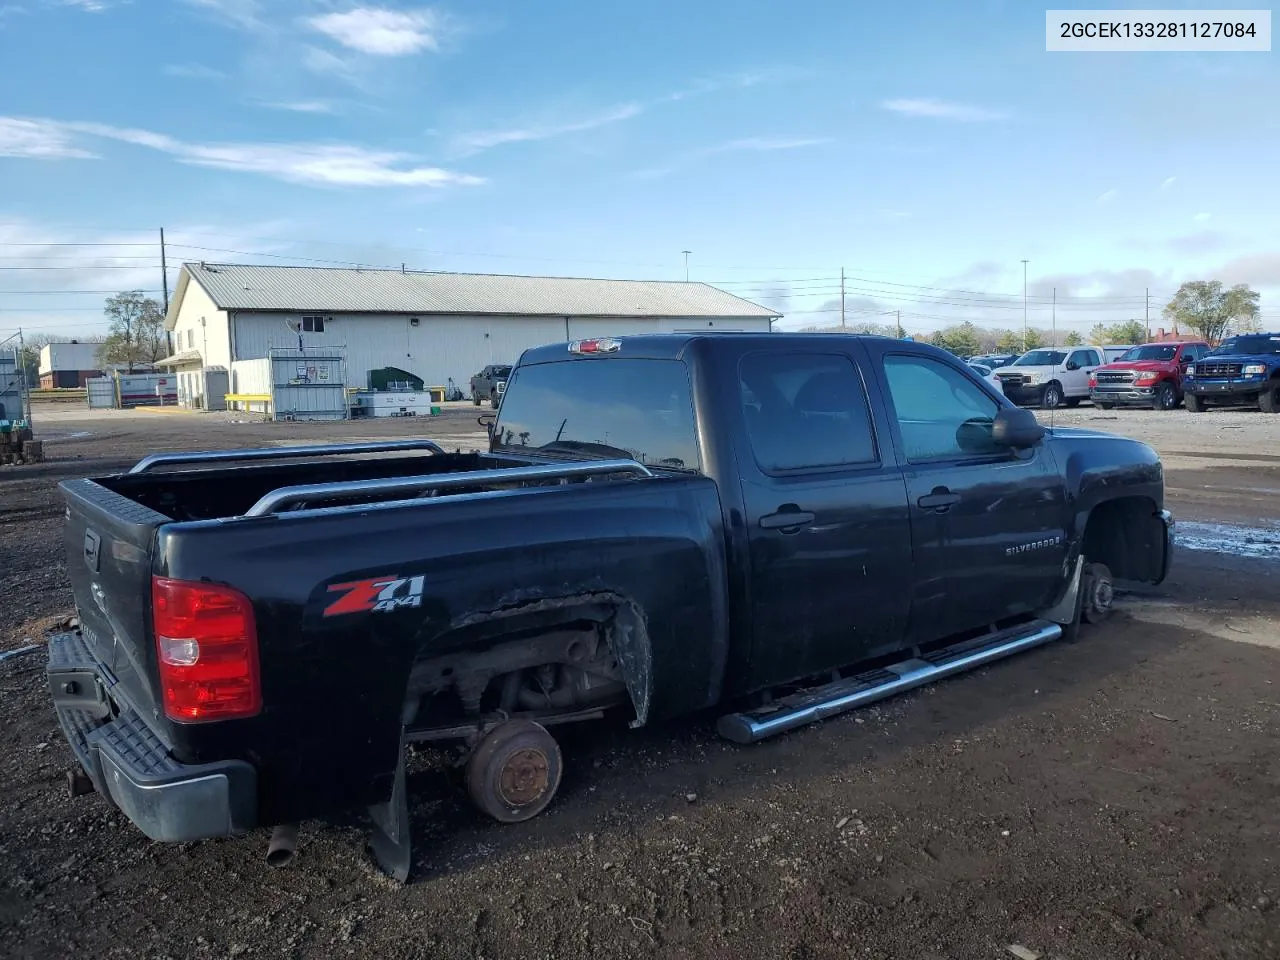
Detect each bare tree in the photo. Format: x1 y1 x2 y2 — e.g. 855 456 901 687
98 291 167 372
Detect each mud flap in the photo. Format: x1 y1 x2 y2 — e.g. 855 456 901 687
1041 555 1084 625
367 731 411 883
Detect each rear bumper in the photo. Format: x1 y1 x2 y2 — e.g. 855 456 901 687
46 631 256 842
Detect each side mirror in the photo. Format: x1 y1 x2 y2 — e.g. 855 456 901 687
992 407 1045 449
1065 360 1080 371
478 412 496 442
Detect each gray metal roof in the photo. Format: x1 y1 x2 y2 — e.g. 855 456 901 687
172 263 779 322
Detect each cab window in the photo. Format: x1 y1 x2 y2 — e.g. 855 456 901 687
882 355 1002 462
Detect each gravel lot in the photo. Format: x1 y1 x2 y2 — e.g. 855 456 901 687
2 401 1278 959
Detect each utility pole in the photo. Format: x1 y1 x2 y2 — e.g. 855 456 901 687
840 267 846 331
160 228 170 314
896 310 903 338
1145 287 1150 341
681 250 691 282
17 326 30 422
1021 259 1029 352
1052 287 1056 346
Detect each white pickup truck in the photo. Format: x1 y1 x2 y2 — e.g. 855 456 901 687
993 345 1109 409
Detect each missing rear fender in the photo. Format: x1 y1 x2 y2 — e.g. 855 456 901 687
404 595 654 731
1081 497 1168 583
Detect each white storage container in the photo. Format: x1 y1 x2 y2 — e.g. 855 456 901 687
351 391 435 418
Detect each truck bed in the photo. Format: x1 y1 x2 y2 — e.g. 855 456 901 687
95 449 545 521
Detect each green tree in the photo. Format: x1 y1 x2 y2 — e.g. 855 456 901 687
1107 319 1147 345
996 329 1023 353
1023 328 1045 350
1062 331 1083 346
1163 281 1260 343
939 321 981 357
98 291 167 372
1088 323 1111 345
928 330 948 349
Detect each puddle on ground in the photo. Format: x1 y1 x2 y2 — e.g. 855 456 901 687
1175 520 1280 561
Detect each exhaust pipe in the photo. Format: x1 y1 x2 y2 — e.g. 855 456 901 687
266 824 298 868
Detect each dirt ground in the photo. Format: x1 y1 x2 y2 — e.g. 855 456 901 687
2 402 1279 960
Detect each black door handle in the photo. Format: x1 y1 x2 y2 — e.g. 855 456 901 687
759 509 816 531
917 490 961 511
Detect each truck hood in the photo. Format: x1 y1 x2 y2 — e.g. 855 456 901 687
993 365 1059 377
1094 359 1175 374
1198 352 1280 365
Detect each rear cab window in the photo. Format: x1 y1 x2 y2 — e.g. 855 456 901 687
493 358 701 471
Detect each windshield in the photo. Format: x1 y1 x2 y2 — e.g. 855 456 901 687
1119 345 1178 362
493 358 700 471
494 366 512 377
1208 336 1280 356
1013 350 1066 367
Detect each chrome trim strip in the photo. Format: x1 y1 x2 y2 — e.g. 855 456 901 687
129 440 446 474
243 459 654 517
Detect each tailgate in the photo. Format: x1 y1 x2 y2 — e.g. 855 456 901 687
59 477 168 717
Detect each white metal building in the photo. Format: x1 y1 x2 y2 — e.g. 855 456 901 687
160 263 780 407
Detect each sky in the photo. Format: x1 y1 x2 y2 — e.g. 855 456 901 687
2 0 1279 342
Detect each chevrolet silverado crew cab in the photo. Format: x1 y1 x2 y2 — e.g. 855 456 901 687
45 334 1174 881
993 345 1105 409
1089 340 1210 410
1183 333 1280 412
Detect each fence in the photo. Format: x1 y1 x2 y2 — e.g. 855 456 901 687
227 347 350 421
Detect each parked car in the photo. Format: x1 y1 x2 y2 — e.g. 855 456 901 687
470 364 512 407
974 353 1019 370
45 333 1173 881
1103 345 1134 363
1089 340 1210 410
1183 332 1280 412
967 361 1005 393
992 345 1106 409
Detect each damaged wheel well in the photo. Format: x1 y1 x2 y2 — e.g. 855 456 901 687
1081 496 1165 583
404 594 653 732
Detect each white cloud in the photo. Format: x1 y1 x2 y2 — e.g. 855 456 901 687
0 115 482 188
309 7 438 56
708 137 832 153
455 102 644 152
181 0 261 30
67 120 483 187
163 63 227 80
880 98 1007 122
1194 212 1211 221
302 44 355 77
633 136 831 179
1097 189 1118 204
1161 176 1176 189
0 117 96 159
260 100 337 114
56 0 110 11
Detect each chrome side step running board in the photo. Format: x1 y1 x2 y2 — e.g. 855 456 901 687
717 619 1063 744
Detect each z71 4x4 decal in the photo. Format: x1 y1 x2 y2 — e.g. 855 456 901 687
324 575 425 617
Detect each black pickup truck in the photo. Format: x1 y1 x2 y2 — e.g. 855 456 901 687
46 333 1173 880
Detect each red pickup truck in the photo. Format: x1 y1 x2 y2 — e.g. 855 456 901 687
1088 340 1211 410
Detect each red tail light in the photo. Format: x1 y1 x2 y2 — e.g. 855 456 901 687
152 577 261 722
